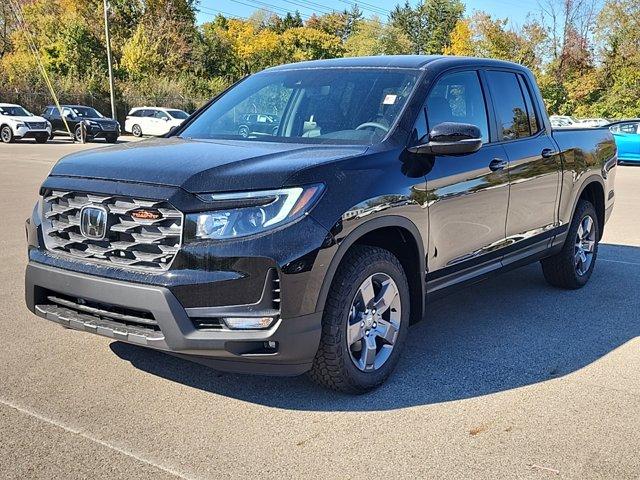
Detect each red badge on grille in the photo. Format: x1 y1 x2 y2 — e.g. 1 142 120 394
131 209 161 220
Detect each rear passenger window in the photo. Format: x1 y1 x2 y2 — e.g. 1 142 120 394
425 71 489 143
486 71 532 140
517 75 539 135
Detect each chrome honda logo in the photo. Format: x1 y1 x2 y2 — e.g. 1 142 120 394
80 206 108 240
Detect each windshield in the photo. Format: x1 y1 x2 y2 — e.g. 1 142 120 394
167 109 189 119
71 107 103 118
179 68 419 145
0 105 30 116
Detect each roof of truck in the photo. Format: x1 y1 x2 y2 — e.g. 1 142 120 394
266 55 528 72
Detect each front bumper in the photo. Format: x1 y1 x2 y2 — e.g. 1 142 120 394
15 126 51 138
25 262 322 375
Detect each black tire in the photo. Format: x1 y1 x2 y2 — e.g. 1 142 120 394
541 199 599 289
309 245 410 393
35 134 49 144
1 125 14 143
105 134 118 143
132 124 142 137
49 132 55 140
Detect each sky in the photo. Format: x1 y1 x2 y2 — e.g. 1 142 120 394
196 0 545 28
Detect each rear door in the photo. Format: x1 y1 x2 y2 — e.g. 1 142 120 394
423 70 510 285
485 70 562 252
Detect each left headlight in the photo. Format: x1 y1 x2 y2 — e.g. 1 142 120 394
186 184 324 241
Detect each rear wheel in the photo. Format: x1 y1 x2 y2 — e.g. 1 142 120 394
132 124 142 137
309 245 410 393
541 199 599 289
1 125 14 143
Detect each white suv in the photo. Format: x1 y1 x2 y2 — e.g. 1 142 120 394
0 103 52 143
124 107 189 137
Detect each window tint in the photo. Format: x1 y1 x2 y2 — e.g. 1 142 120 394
425 71 489 143
486 71 531 140
154 110 169 119
517 75 539 135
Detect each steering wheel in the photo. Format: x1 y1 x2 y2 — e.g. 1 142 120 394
355 122 389 133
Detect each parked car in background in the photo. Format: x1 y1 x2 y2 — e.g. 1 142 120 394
42 105 120 143
237 113 280 137
0 103 51 143
549 115 578 127
124 107 189 137
579 118 610 128
609 120 640 164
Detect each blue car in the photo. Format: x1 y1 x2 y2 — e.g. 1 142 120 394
610 120 640 164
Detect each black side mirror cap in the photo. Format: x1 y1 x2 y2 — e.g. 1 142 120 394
408 122 483 156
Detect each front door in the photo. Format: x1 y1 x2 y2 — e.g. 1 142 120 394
422 70 510 287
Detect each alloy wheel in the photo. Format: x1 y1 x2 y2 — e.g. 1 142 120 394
575 214 596 276
347 273 402 372
1 127 11 143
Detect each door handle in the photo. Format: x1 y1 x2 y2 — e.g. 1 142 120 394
541 148 558 158
489 158 508 171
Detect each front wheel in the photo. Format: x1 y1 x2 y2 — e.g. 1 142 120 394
1 125 14 143
35 134 49 144
309 245 410 393
541 199 599 289
104 134 118 143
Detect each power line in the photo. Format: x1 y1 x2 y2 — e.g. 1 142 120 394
337 0 390 16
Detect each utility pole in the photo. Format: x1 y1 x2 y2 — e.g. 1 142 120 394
103 0 116 121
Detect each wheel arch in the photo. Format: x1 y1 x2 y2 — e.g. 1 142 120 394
573 176 605 240
315 216 426 325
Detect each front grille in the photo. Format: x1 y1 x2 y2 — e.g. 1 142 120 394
42 190 183 270
100 124 116 131
26 121 47 129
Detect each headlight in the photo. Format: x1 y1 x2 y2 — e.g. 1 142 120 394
88 121 99 127
15 123 25 128
46 121 52 128
187 184 324 240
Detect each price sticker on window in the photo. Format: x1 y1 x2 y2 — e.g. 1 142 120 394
383 94 397 105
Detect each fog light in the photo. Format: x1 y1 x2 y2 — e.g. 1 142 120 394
223 316 275 329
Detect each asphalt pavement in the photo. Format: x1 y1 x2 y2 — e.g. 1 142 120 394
0 139 638 479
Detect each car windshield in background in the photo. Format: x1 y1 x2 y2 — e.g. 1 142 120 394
72 107 103 118
179 68 419 145
0 106 30 116
167 109 189 119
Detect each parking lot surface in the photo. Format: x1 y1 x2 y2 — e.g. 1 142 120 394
1 140 638 479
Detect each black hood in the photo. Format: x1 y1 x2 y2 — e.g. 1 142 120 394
49 137 368 193
85 117 118 125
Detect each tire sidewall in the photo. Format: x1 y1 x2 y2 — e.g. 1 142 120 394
334 256 410 390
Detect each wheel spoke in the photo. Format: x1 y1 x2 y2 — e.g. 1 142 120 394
582 239 595 253
358 335 377 370
583 216 593 238
347 320 364 345
580 250 588 264
372 280 398 315
577 223 584 240
358 276 376 309
575 250 583 267
375 319 398 345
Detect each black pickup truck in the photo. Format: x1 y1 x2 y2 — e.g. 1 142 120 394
25 56 617 393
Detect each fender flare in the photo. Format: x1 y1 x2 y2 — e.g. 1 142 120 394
568 174 606 230
314 215 427 321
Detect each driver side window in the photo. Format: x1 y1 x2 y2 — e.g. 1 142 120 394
425 71 489 144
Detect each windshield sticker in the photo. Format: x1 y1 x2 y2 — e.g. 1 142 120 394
383 94 397 105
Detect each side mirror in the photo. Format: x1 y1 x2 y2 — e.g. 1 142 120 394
408 122 483 156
